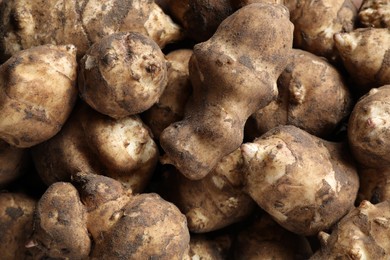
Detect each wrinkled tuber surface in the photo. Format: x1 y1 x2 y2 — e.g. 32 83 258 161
359 0 390 28
311 200 390 259
242 125 359 236
160 3 293 180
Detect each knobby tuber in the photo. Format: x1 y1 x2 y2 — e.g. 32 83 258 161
160 3 293 180
241 125 359 236
32 104 158 193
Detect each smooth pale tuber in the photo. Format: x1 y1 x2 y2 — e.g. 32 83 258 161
142 49 193 139
241 125 359 236
334 28 390 94
78 32 168 118
359 0 390 28
0 0 183 60
285 0 357 62
311 200 390 259
160 3 293 180
32 104 158 193
348 86 390 168
0 192 36 260
247 49 352 139
162 148 255 233
0 44 78 148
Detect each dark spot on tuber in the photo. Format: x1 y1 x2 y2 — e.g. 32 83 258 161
6 206 23 220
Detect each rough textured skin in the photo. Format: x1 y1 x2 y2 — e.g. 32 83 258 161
0 192 36 260
241 125 359 236
0 140 27 186
311 201 390 259
247 49 352 139
32 104 158 193
142 49 193 139
91 193 190 260
334 28 390 94
348 86 390 168
162 149 255 233
285 0 357 62
79 32 168 118
160 3 293 180
0 0 182 61
0 44 78 148
169 0 234 42
28 182 91 259
233 215 313 259
357 167 390 204
186 234 233 260
359 0 390 28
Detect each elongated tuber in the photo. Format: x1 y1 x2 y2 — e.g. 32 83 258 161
160 3 293 180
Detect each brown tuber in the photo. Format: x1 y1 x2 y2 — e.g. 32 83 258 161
0 44 78 148
160 3 294 180
358 0 390 28
241 125 359 236
0 0 183 61
32 104 159 193
247 48 353 139
78 32 168 118
28 173 190 259
311 200 390 259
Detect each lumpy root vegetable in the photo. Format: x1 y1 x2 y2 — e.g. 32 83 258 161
160 3 293 180
0 44 78 148
241 125 359 236
32 104 158 193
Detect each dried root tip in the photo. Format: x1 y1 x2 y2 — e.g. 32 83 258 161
25 240 38 249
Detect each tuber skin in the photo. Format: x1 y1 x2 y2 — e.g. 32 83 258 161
78 32 168 118
0 0 183 61
160 3 294 180
186 233 233 260
32 104 159 193
0 44 78 148
241 125 359 236
28 182 91 260
348 86 390 168
0 192 36 260
285 0 357 63
359 0 390 28
230 0 283 8
168 0 235 42
0 139 28 187
247 49 353 139
357 167 390 204
232 214 313 259
28 172 191 259
142 49 193 139
334 28 390 95
162 148 255 233
311 200 390 259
